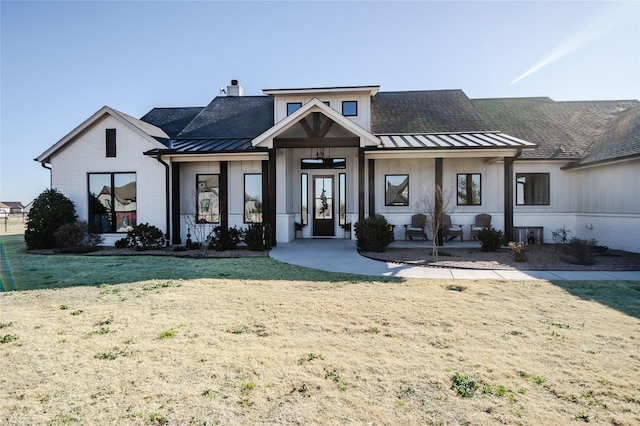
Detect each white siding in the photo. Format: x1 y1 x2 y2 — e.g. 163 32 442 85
571 159 640 252
50 115 167 245
273 94 372 131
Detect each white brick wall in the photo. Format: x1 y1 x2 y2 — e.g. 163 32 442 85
50 115 167 245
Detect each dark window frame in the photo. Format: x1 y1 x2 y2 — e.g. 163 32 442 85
106 128 116 157
244 173 263 223
88 172 136 233
457 173 482 206
287 102 302 115
384 174 409 206
301 173 308 226
342 100 358 116
196 174 220 223
516 172 550 205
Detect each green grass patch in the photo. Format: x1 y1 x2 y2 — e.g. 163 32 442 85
1 234 400 292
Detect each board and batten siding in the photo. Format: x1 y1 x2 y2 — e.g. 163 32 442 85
49 115 167 245
571 160 640 253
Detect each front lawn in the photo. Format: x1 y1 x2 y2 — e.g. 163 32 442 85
1 234 639 424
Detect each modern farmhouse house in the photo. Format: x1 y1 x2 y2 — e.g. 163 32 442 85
36 81 640 252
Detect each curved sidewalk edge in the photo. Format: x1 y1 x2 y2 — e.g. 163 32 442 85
269 239 640 281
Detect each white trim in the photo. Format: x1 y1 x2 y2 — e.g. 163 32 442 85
36 106 169 163
252 98 380 148
164 153 269 162
263 86 379 96
364 149 521 160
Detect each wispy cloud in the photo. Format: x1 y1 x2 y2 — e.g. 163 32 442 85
510 3 633 86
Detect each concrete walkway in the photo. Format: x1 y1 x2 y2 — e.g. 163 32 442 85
270 239 640 281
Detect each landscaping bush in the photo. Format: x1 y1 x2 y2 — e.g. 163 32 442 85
125 223 166 250
354 216 394 252
54 221 103 253
25 189 77 250
561 237 596 265
244 223 273 251
507 241 527 262
114 237 130 249
209 226 243 251
476 228 505 252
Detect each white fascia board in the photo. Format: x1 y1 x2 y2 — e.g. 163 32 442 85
263 86 380 96
165 153 269 162
253 98 379 148
35 106 169 163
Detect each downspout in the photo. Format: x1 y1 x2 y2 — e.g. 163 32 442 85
504 149 522 243
40 162 52 189
154 154 171 246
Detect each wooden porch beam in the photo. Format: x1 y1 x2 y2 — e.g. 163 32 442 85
274 137 359 148
298 117 314 138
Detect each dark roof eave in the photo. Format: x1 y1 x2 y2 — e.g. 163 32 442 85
561 153 640 170
143 148 269 156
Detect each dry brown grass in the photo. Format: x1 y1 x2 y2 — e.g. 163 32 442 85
2 278 639 425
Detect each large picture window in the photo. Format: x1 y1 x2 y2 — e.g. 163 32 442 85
197 174 219 223
385 174 409 206
244 174 263 223
457 173 481 205
88 172 136 233
516 173 550 205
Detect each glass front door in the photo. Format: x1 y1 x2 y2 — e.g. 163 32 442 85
313 176 334 236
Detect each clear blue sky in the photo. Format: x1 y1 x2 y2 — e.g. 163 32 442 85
2 1 639 203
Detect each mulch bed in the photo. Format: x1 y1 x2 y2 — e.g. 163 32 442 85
360 244 640 271
28 246 270 258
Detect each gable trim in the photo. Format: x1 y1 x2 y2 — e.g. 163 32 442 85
35 106 170 163
252 98 380 148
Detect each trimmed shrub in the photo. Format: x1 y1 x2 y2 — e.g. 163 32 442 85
54 221 103 253
126 223 166 250
244 223 273 251
25 189 77 249
210 226 243 251
354 216 394 252
114 237 130 249
476 228 505 252
561 238 596 265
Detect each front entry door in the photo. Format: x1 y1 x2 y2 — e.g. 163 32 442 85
313 176 334 237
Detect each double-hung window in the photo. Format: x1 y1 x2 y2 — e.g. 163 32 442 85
88 172 136 233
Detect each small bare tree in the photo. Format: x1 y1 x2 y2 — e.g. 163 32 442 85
414 184 453 261
184 190 217 255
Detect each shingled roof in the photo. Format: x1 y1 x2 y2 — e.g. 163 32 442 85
140 107 204 139
371 90 491 134
471 98 640 160
577 104 640 166
177 96 273 139
135 88 638 164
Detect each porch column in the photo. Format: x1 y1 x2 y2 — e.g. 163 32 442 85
368 159 375 217
266 150 277 246
171 163 181 244
435 158 443 215
220 161 228 230
358 148 365 222
504 157 515 242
